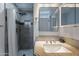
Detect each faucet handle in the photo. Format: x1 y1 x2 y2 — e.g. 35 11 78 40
46 40 50 44
46 40 51 44
50 40 52 44
52 40 56 43
46 40 48 44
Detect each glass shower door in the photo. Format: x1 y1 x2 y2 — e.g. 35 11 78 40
50 9 59 32
39 7 51 31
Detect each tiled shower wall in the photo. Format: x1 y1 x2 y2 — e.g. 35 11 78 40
18 24 33 50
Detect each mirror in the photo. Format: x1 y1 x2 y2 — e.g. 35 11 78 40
61 4 76 25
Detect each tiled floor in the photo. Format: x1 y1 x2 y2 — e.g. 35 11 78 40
17 49 33 56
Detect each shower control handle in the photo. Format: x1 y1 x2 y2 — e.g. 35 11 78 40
0 25 3 27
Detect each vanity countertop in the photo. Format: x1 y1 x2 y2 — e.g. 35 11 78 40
34 38 79 56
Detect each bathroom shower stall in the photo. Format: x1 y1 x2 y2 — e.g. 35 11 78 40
14 3 34 56
0 3 34 56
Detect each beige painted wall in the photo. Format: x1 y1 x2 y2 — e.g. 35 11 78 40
6 3 18 56
33 4 40 41
59 24 79 48
0 3 5 56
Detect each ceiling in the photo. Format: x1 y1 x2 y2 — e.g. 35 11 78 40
14 3 33 12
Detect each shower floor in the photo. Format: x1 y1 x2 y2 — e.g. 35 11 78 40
17 49 33 56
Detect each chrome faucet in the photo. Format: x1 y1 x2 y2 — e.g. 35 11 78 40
46 40 56 44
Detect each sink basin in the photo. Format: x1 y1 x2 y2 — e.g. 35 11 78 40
43 44 72 53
